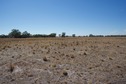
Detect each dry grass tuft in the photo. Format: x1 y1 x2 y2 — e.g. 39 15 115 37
9 63 15 73
63 71 68 76
43 57 48 61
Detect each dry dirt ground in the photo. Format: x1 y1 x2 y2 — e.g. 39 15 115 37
0 37 126 84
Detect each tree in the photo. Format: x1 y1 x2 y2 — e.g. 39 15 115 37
8 29 21 38
49 33 56 37
72 34 76 37
89 34 94 37
22 31 30 38
62 32 66 37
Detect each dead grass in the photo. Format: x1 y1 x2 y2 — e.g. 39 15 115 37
0 37 126 84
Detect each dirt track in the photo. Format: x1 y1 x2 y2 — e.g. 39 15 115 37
0 37 126 84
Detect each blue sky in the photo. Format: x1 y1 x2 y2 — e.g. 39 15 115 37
0 0 126 36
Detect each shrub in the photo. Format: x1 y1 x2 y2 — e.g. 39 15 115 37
62 32 66 37
72 34 76 37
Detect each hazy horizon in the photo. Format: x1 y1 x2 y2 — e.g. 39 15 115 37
0 0 126 36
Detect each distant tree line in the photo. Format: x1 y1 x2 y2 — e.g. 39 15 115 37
0 29 57 38
0 29 126 38
89 34 104 37
88 34 126 37
105 35 126 37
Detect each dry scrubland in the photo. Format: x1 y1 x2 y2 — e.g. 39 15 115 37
0 37 126 84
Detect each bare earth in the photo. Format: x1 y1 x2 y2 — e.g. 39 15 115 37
0 37 126 84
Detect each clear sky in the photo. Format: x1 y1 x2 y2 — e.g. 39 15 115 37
0 0 126 36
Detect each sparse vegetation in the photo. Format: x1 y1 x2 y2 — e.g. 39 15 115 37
0 37 126 84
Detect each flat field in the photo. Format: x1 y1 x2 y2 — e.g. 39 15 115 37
0 37 126 84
